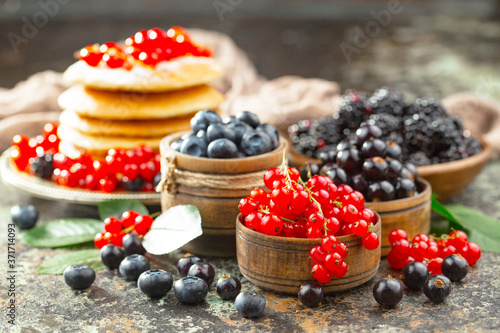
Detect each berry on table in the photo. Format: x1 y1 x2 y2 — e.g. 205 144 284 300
177 254 203 277
100 245 125 269
173 276 209 304
388 229 407 245
235 291 266 319
63 265 96 290
216 274 242 300
423 275 452 303
187 262 216 287
427 258 444 276
441 254 469 282
10 205 39 230
373 276 403 307
298 281 323 308
137 269 173 298
400 262 429 290
122 234 146 256
119 254 150 281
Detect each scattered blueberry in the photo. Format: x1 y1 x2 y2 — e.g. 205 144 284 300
187 262 215 287
122 234 146 256
235 291 266 318
10 205 39 229
442 254 469 282
138 269 173 298
177 255 203 277
119 254 150 281
298 281 323 308
173 276 208 304
63 265 96 290
100 245 125 270
423 275 452 303
216 274 242 300
400 262 429 291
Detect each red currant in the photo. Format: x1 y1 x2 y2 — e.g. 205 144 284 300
388 229 407 245
292 220 307 238
110 231 126 247
321 235 338 252
306 226 323 238
465 242 481 265
139 161 157 183
94 232 108 249
308 213 324 228
121 210 140 229
260 214 283 236
309 245 327 264
271 187 292 207
391 239 410 259
334 242 349 259
410 241 429 261
103 216 122 234
427 257 443 275
281 220 295 238
352 220 368 236
311 263 332 284
328 258 348 279
336 184 353 197
250 188 268 204
244 211 263 232
325 217 340 235
239 197 258 215
362 232 379 250
341 204 359 223
412 233 429 244
135 215 154 235
263 168 283 189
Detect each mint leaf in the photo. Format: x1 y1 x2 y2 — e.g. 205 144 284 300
142 205 202 255
23 219 103 248
98 199 149 220
36 249 105 274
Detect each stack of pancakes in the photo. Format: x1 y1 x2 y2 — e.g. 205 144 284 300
57 56 225 157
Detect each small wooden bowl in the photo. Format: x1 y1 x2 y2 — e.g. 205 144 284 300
160 132 287 257
366 178 432 256
417 136 491 201
288 146 321 169
236 213 381 294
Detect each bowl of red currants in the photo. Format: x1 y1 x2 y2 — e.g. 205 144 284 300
235 166 382 294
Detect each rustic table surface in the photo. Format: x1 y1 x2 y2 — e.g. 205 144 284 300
0 159 499 333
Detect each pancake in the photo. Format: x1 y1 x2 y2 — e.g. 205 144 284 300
59 109 193 138
63 57 224 92
57 125 164 157
58 84 224 120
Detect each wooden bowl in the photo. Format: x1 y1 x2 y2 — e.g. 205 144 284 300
288 146 321 169
160 132 287 257
365 178 431 256
236 213 381 294
417 136 491 201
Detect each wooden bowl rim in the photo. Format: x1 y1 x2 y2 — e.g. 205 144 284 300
417 134 492 176
288 143 322 164
365 178 431 213
236 212 381 246
160 131 287 167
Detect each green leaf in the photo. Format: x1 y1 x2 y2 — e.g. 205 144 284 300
22 219 103 248
143 205 202 255
445 204 500 240
98 199 149 220
36 249 105 274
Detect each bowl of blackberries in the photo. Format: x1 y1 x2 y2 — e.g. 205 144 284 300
288 87 491 201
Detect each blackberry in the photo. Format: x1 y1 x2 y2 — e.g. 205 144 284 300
367 87 405 117
403 97 447 118
334 90 369 132
366 114 402 137
408 151 431 166
30 152 54 179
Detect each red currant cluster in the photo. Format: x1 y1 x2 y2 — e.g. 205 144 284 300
238 165 380 284
10 123 161 192
79 27 212 69
387 229 481 274
94 210 153 249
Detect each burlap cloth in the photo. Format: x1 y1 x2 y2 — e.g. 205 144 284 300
1 29 499 158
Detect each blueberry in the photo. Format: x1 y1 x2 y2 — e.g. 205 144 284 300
180 136 208 157
187 262 215 286
223 115 236 124
372 277 403 307
152 173 162 188
100 245 125 270
216 274 242 300
226 121 252 145
196 130 209 143
181 132 196 140
207 123 236 143
122 234 146 256
423 275 452 303
171 139 183 152
442 254 469 282
256 123 280 149
122 176 145 192
177 255 203 277
119 254 150 281
298 281 323 308
63 265 95 290
173 276 208 304
138 269 173 298
235 291 266 318
400 262 429 291
10 205 39 229
235 111 260 128
240 130 273 156
207 139 239 158
190 110 222 132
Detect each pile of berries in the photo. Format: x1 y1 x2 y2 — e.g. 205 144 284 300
10 123 161 193
94 210 153 250
386 229 481 272
78 27 212 69
289 87 483 165
308 123 418 202
172 110 280 158
238 164 380 284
